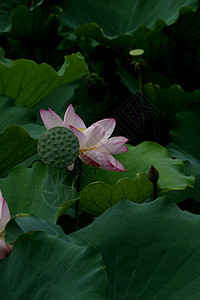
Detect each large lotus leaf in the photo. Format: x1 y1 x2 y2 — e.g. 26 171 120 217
60 0 198 48
167 109 200 202
80 173 155 216
81 142 194 192
142 83 200 119
0 125 37 174
71 198 200 299
0 231 109 299
5 215 68 244
0 162 78 223
0 53 89 107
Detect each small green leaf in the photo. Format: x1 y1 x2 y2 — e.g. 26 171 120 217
80 173 155 216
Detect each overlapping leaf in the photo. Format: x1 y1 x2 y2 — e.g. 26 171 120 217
60 0 198 48
0 162 78 223
0 53 89 107
5 214 68 244
81 142 194 192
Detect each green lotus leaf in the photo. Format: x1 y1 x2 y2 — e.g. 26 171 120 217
0 162 78 223
0 125 37 174
80 173 155 216
169 6 200 42
143 83 200 118
0 231 109 299
0 0 19 32
60 0 198 48
71 197 200 299
5 215 68 244
4 5 63 63
0 53 89 107
0 95 44 138
81 142 194 193
167 108 200 202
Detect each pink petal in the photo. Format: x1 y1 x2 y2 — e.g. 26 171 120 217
79 152 100 167
40 108 63 130
83 124 105 148
95 118 116 141
81 150 126 171
0 194 10 232
65 125 86 148
0 190 3 218
0 240 12 259
103 152 126 171
96 136 129 154
64 104 86 129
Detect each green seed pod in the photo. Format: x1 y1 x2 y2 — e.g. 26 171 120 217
129 49 144 57
37 126 79 168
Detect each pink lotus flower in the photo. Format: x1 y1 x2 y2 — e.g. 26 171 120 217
0 240 12 259
0 190 10 232
0 190 12 259
40 104 128 171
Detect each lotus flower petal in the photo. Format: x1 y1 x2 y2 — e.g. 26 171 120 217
40 108 63 130
0 240 12 259
64 104 86 129
80 150 125 171
65 125 86 148
94 118 116 141
0 191 10 232
83 124 105 148
96 136 129 154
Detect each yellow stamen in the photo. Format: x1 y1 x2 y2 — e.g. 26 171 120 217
77 128 85 132
81 146 96 153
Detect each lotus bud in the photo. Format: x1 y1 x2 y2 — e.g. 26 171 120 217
148 165 159 183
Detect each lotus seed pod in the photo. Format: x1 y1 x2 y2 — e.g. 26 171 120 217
37 126 79 168
129 49 144 56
